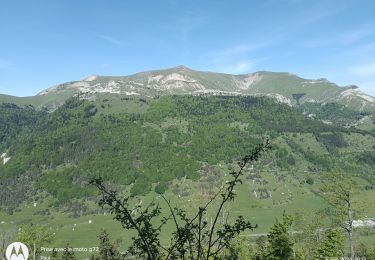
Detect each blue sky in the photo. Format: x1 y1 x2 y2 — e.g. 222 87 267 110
1 0 375 97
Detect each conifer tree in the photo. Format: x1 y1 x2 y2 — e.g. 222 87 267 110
265 213 294 260
97 229 121 260
314 229 344 259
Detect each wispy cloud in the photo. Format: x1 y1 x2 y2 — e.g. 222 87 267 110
95 34 122 45
203 43 262 75
216 60 254 74
206 44 263 57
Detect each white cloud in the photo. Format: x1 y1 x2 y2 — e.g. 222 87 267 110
216 61 254 74
202 43 261 74
95 34 122 45
350 62 375 77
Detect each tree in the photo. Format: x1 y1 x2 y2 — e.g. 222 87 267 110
321 173 358 258
96 229 121 260
61 244 76 260
220 237 257 260
17 224 54 260
255 235 267 252
293 210 325 259
90 140 271 259
314 229 344 259
265 212 294 260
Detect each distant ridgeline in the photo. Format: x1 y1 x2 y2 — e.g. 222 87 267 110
0 95 374 211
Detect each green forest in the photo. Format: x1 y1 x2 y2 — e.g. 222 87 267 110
1 96 373 206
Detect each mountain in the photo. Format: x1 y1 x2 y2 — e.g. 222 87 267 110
2 66 375 112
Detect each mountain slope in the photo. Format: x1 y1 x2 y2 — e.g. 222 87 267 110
31 66 375 112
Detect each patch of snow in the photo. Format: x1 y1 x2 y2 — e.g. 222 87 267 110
78 82 121 94
322 120 333 125
359 101 367 111
152 80 206 91
125 91 140 96
358 115 371 124
69 81 91 90
37 85 60 95
340 88 375 103
257 93 292 106
307 113 316 118
237 73 262 89
82 75 98 82
128 81 144 86
304 98 318 103
1 153 10 165
145 73 206 92
358 93 375 102
302 79 331 85
161 73 197 84
193 89 242 96
107 80 117 87
148 74 164 83
353 219 375 228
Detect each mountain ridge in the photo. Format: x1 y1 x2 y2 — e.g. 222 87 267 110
1 66 375 112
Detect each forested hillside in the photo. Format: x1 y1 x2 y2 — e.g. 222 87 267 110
1 95 374 210
1 95 375 258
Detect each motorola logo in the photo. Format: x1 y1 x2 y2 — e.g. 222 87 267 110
5 242 29 260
